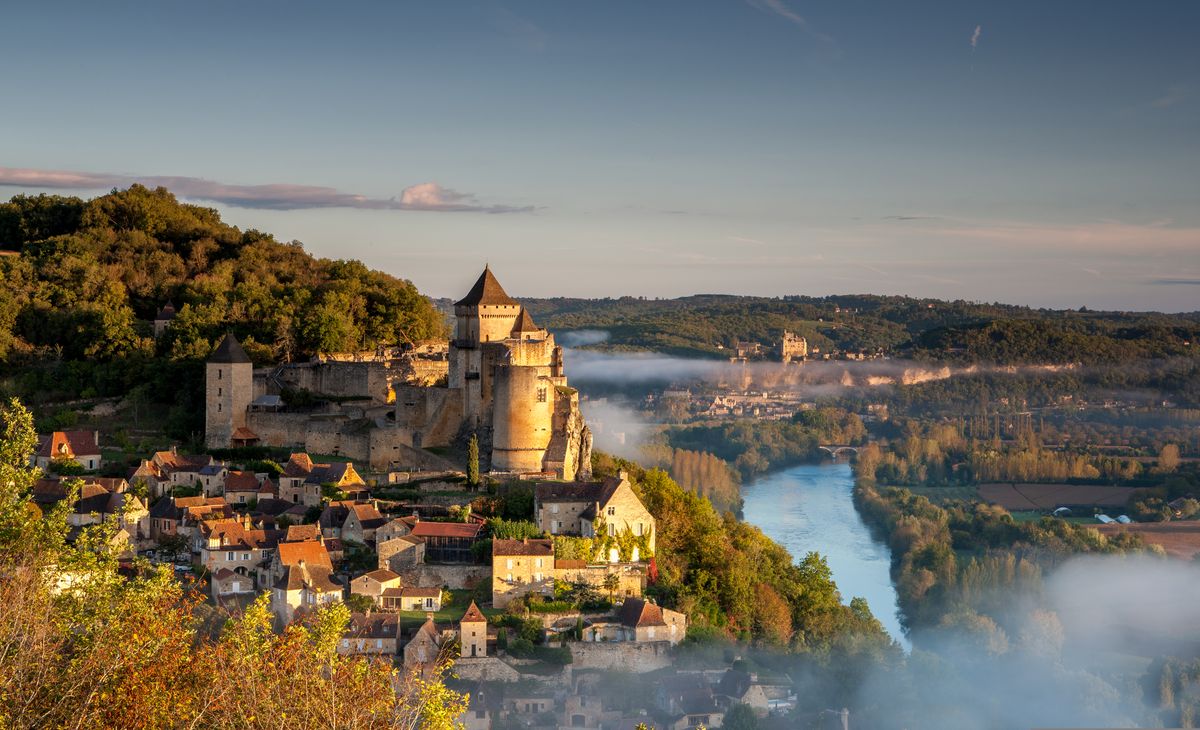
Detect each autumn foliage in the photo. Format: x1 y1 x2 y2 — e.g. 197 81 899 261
0 398 466 730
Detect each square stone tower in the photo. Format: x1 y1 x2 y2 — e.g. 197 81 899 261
459 601 487 658
205 334 254 449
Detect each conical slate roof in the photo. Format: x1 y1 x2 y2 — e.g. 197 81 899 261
510 307 540 334
209 333 252 364
455 266 518 307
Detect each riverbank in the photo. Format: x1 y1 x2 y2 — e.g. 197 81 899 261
741 462 909 648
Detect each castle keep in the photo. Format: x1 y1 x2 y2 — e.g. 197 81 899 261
205 267 591 480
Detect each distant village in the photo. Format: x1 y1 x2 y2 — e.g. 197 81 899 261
25 269 799 730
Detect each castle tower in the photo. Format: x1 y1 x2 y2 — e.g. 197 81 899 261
205 334 253 449
459 601 487 658
449 266 522 425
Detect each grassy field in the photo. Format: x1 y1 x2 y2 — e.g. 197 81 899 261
395 589 501 632
904 485 979 504
1008 510 1098 525
978 483 1135 510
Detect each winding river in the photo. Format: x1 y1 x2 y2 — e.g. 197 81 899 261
741 462 909 648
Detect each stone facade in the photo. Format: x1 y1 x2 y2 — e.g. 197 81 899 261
205 335 253 449
492 538 555 609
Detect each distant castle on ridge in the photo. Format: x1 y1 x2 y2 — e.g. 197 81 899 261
204 266 592 480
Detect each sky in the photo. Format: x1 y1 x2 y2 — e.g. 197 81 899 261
1 0 1198 311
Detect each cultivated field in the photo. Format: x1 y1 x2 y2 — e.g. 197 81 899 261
978 483 1135 511
1096 521 1200 560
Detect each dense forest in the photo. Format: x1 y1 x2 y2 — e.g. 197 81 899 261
0 187 444 440
522 292 1200 365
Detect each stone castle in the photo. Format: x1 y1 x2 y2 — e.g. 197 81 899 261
205 267 592 479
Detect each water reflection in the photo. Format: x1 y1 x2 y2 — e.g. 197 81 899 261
742 462 909 649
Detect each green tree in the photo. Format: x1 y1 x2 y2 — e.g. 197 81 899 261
722 704 761 730
467 433 480 486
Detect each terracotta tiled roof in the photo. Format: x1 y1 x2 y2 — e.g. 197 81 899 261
454 266 519 307
230 427 258 441
275 561 340 593
360 568 401 583
617 598 666 628
284 524 322 542
401 586 442 598
277 540 333 570
36 430 101 459
348 503 385 523
281 453 314 478
223 471 260 493
410 521 483 540
492 538 554 557
556 559 587 570
155 302 176 321
345 612 399 639
461 601 487 624
257 477 276 496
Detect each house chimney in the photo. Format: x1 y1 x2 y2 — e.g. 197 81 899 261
617 469 628 481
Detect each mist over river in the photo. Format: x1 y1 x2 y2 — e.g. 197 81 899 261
742 463 909 649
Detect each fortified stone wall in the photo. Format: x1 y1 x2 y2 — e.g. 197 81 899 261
568 642 673 672
394 564 491 590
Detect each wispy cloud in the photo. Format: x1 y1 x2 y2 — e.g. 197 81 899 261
930 218 1200 253
970 24 982 50
1151 84 1191 109
1149 277 1200 286
0 166 534 214
745 0 836 46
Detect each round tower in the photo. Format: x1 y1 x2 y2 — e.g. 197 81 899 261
205 334 253 449
491 366 554 473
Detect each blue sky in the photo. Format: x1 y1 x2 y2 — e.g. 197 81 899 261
2 1 1197 310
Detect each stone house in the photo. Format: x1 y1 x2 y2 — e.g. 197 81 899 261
339 612 400 656
491 538 555 609
271 540 342 625
342 502 388 545
66 483 148 540
222 470 262 505
384 586 442 612
317 501 356 539
198 464 229 498
278 454 367 507
210 567 255 601
34 430 102 471
377 535 425 571
278 453 323 507
583 598 686 645
350 568 403 605
197 515 282 578
128 459 168 499
410 520 483 563
534 472 656 559
151 449 224 492
375 515 418 544
403 617 444 673
147 495 229 541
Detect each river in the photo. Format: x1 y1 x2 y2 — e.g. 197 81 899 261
741 462 909 648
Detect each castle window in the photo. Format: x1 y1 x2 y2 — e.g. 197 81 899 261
536 388 547 403
218 369 222 380
218 387 222 396
218 403 222 412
